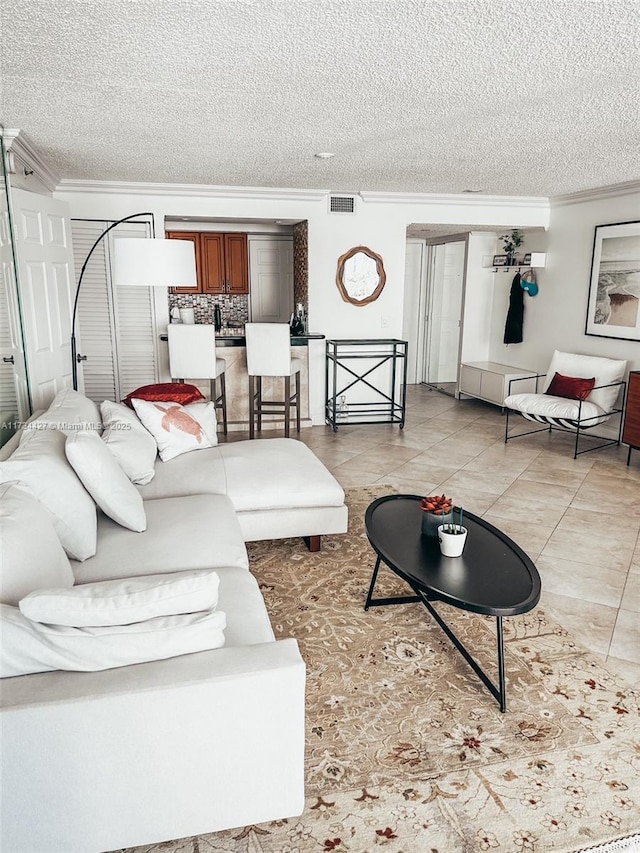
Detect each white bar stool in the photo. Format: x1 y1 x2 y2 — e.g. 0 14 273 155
167 324 228 435
245 323 301 439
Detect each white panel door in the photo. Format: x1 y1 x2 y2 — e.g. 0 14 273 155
0 207 30 422
11 188 76 409
249 237 294 323
424 241 466 384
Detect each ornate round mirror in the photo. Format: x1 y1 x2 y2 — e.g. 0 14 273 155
336 246 386 306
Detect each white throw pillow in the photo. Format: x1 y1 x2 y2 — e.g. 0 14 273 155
100 400 157 485
0 483 75 606
0 429 97 561
65 431 146 532
20 570 220 627
0 604 226 677
131 399 218 462
24 388 102 435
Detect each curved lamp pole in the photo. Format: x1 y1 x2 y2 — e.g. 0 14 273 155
71 213 196 391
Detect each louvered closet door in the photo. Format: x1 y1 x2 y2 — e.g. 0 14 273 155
72 221 162 403
0 209 30 425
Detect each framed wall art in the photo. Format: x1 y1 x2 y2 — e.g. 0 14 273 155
585 220 640 342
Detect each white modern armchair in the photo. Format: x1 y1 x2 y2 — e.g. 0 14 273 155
503 350 627 458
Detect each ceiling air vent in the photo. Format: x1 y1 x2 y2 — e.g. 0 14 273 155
329 195 356 214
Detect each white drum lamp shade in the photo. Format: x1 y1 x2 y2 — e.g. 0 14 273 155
113 238 197 288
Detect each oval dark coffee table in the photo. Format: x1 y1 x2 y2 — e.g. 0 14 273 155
364 494 541 712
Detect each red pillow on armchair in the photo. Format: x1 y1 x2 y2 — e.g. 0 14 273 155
545 372 596 402
123 383 205 409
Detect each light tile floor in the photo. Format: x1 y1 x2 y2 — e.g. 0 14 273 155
232 384 640 683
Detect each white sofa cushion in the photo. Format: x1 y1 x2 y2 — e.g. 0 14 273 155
0 483 75 606
0 429 97 561
503 392 607 427
65 431 146 532
0 604 226 677
136 445 227 500
132 399 218 462
543 350 627 413
214 566 275 646
19 571 220 627
25 388 102 434
71 494 249 584
99 400 157 485
218 438 346 512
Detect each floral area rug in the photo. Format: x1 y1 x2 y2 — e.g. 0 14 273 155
123 486 640 853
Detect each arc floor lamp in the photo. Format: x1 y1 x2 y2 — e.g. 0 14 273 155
71 212 197 390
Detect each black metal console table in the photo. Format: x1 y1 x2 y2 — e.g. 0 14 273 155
325 338 408 430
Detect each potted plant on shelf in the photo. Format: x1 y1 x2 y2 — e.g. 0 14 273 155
499 229 524 265
420 494 453 537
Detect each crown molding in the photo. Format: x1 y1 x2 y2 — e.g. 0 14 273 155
1 128 59 192
359 190 550 210
552 180 640 206
57 179 330 202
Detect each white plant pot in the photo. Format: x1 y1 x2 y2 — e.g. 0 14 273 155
437 524 468 557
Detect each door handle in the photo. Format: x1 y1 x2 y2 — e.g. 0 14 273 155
3 355 14 364
76 354 88 363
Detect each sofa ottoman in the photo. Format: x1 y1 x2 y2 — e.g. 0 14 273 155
137 437 348 547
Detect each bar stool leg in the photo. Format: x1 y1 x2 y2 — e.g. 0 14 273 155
295 370 301 433
257 377 263 433
219 372 228 436
249 375 255 440
284 376 291 438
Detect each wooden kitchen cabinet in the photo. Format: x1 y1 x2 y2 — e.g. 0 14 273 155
622 369 640 465
221 233 248 294
166 232 248 295
165 232 202 294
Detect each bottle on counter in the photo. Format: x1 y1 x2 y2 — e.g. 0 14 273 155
296 303 306 334
290 310 304 336
213 304 222 332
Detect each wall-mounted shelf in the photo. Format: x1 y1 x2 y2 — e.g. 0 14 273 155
484 252 546 272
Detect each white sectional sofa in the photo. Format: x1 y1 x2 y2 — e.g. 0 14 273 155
0 389 348 853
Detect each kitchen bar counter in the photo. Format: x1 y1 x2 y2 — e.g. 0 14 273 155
160 330 326 428
216 333 325 347
160 332 324 347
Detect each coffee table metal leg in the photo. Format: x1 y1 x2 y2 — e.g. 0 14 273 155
365 557 421 610
364 556 381 610
497 616 506 713
419 593 509 713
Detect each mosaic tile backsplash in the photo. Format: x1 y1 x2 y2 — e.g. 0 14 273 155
168 293 249 329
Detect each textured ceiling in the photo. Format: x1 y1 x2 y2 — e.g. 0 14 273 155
2 0 639 197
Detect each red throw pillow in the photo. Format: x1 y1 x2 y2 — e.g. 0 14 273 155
122 383 205 409
545 372 596 401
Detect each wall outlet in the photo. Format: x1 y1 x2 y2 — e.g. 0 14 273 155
381 316 389 328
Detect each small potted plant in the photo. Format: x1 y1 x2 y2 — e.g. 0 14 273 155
437 508 468 557
499 229 524 265
420 494 453 537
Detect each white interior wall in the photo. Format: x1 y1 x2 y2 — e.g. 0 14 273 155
54 186 550 347
488 188 640 374
48 183 639 392
461 232 499 363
